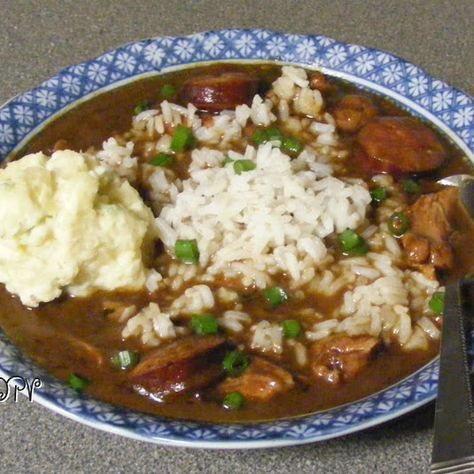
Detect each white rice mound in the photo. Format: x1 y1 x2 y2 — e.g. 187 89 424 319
91 65 443 355
155 142 371 285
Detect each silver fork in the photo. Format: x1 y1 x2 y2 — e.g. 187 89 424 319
431 175 474 474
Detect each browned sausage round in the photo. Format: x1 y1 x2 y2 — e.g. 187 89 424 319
179 72 259 111
332 95 378 133
357 117 446 173
129 335 226 397
352 146 403 176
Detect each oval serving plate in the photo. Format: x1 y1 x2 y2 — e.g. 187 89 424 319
0 29 472 448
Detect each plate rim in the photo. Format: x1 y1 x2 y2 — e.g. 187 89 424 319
0 28 472 448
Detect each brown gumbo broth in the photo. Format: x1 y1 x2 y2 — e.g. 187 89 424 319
1 63 473 422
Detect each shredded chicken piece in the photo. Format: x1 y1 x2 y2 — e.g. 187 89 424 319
310 335 381 385
402 188 458 270
219 357 294 401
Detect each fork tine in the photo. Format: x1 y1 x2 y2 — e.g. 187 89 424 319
437 174 472 187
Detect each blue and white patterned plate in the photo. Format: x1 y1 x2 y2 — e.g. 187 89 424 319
0 29 472 448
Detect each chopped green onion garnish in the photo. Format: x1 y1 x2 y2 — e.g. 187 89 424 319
234 160 256 175
429 291 445 315
223 391 245 410
252 128 268 145
134 101 150 115
171 124 196 152
388 212 410 236
371 187 388 203
160 83 177 99
68 373 90 392
339 229 361 251
111 350 139 370
191 314 219 335
223 351 250 377
150 153 175 167
339 229 369 256
264 287 288 309
347 242 369 255
282 136 302 155
266 126 284 143
281 319 302 338
403 179 421 194
175 239 199 264
222 156 233 166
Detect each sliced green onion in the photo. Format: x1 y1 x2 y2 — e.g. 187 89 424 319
429 291 445 315
171 124 196 152
266 126 284 143
68 373 90 392
388 212 410 236
223 351 249 377
347 242 369 256
175 239 199 264
339 229 361 251
403 179 421 194
264 287 288 309
222 156 233 166
160 83 177 99
339 229 369 256
134 101 150 115
191 314 219 335
370 187 388 203
234 160 256 175
223 391 245 410
282 136 302 155
281 319 302 338
150 153 175 167
251 128 268 145
111 350 139 370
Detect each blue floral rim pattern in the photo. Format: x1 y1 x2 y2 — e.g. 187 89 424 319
0 29 472 448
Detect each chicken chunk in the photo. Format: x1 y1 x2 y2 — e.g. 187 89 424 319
332 95 378 133
129 335 226 398
400 233 431 264
218 357 294 401
409 187 458 242
402 188 458 270
310 335 381 385
309 71 333 93
429 241 454 269
63 334 104 368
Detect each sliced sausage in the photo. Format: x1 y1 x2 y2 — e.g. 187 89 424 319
352 146 404 176
129 335 226 397
357 117 446 173
332 95 378 133
310 335 381 385
218 357 294 401
179 72 259 111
